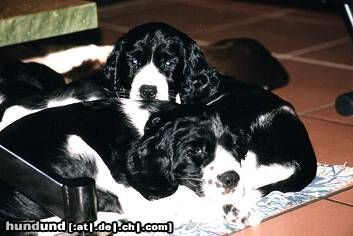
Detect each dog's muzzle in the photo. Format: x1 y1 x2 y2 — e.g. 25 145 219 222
139 85 158 100
217 170 239 189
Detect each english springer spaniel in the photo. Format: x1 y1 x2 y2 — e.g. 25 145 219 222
0 99 229 235
129 89 317 226
22 22 215 103
0 22 219 129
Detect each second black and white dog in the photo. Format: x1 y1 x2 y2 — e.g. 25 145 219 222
0 99 229 234
128 88 317 225
0 90 317 229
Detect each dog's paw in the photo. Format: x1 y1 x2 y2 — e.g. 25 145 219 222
223 204 261 228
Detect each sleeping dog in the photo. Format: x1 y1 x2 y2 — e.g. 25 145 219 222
128 87 317 225
0 99 227 233
0 22 316 228
0 91 316 230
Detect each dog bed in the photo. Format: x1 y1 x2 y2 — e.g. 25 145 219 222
172 163 353 236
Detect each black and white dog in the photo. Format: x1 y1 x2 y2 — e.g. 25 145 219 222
0 22 219 129
128 88 317 225
24 22 220 103
0 89 317 229
0 22 317 229
0 99 227 232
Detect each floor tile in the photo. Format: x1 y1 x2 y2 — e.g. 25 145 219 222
232 200 353 236
196 13 346 53
284 8 344 27
187 0 286 15
300 117 353 166
98 28 123 45
98 0 256 39
301 41 353 66
303 104 353 126
272 60 353 113
329 187 353 206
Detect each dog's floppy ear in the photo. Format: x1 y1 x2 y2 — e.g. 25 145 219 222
126 120 177 199
101 39 126 97
144 116 163 135
180 43 221 104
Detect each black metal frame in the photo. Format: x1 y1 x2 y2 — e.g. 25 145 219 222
0 145 97 235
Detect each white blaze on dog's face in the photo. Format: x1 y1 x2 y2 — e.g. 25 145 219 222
202 145 242 201
130 62 169 101
108 28 187 102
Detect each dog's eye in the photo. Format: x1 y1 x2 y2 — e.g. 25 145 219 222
187 146 204 156
132 57 139 65
163 59 176 68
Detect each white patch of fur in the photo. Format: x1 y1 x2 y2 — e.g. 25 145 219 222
202 145 241 200
0 94 5 104
86 96 100 102
47 97 81 108
0 95 87 131
23 45 114 73
65 135 140 211
120 99 150 136
65 136 223 225
240 151 295 190
250 105 296 131
0 105 40 131
130 62 169 101
202 147 296 227
175 93 181 104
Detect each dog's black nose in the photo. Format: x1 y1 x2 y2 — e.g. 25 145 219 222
140 85 157 99
217 170 239 189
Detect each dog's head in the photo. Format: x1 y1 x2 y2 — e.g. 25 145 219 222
102 22 221 103
126 104 246 200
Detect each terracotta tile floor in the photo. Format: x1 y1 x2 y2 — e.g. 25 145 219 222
96 1 353 235
1 0 352 235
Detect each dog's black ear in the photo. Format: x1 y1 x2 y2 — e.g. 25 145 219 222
180 43 221 104
101 39 126 97
126 121 177 199
144 114 169 136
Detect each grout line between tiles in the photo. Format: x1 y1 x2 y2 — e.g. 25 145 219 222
298 103 335 116
99 21 211 47
179 0 287 13
285 37 351 57
326 198 353 208
194 9 295 36
273 54 353 71
301 115 353 127
98 0 168 15
256 183 353 226
99 22 130 33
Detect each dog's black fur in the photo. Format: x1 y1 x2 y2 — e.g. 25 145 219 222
0 99 179 222
127 89 317 222
101 22 219 102
0 61 65 119
129 88 317 197
0 22 317 227
0 22 224 124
